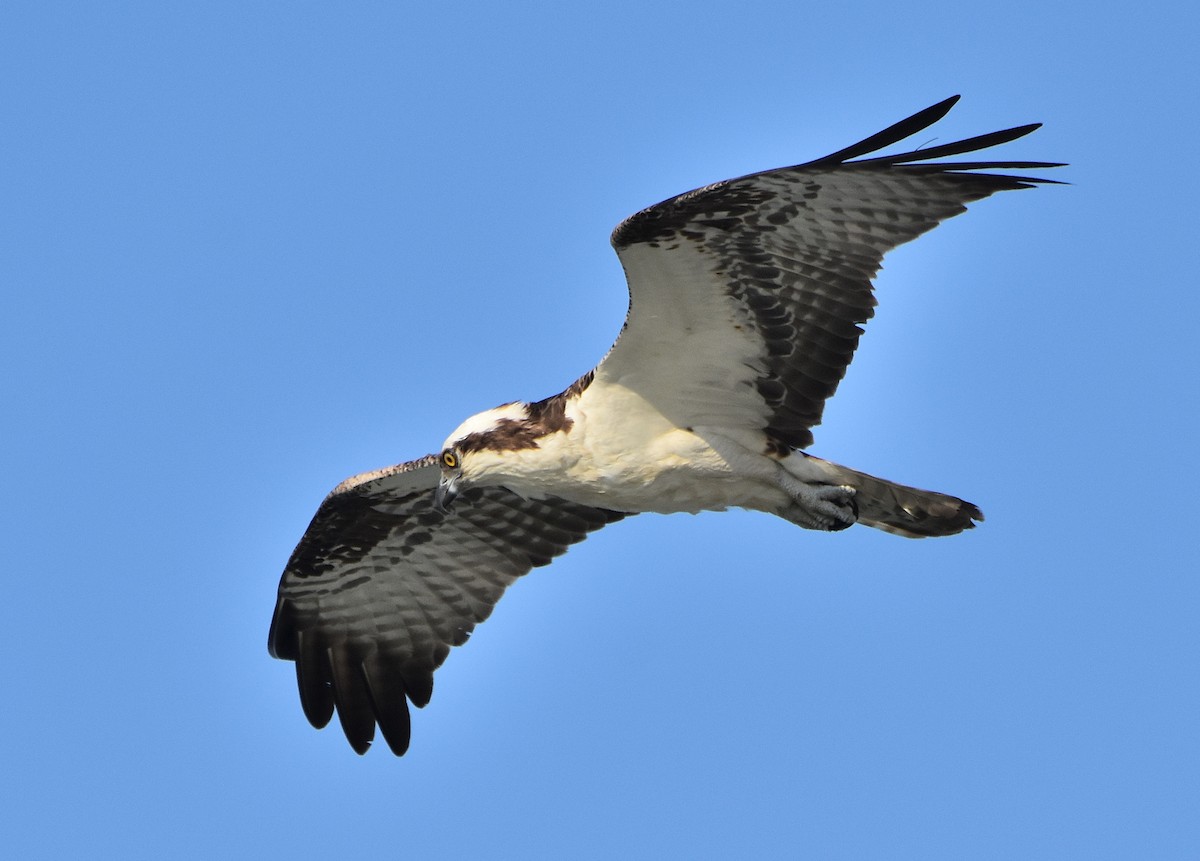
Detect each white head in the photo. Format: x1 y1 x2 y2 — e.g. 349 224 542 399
433 398 573 511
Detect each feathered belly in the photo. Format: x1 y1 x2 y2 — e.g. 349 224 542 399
504 426 788 515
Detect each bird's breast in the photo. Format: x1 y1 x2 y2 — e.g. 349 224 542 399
496 422 780 515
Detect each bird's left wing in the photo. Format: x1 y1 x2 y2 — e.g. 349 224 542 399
268 454 625 755
599 96 1061 451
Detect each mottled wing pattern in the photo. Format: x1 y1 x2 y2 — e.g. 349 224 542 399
603 96 1061 450
268 454 626 755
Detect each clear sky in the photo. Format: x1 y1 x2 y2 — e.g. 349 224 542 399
4 2 1198 858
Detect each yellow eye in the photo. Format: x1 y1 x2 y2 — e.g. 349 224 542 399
441 450 458 469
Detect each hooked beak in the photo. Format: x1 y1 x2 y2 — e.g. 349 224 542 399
434 473 460 513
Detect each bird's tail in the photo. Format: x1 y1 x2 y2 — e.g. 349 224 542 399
804 455 983 538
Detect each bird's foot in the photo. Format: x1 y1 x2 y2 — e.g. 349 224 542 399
783 483 858 532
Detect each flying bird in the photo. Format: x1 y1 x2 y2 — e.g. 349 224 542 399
268 96 1061 755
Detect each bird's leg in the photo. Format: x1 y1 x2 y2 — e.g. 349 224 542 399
781 478 858 531
774 454 858 531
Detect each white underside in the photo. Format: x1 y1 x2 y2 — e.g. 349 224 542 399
461 380 846 519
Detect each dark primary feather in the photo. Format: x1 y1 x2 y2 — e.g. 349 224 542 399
608 96 1062 451
807 95 963 164
268 457 624 755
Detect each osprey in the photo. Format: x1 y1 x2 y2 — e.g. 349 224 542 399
269 96 1060 755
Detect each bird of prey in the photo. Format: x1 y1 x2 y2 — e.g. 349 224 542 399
268 96 1060 756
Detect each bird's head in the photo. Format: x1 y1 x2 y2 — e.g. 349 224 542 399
434 401 550 512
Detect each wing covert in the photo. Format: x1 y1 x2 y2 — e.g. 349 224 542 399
268 455 625 755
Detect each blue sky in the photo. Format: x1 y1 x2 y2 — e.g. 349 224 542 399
4 2 1198 858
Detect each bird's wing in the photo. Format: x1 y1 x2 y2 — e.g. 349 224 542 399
598 95 1062 450
268 454 626 755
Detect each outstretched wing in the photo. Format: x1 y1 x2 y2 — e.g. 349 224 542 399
599 95 1062 450
268 454 625 755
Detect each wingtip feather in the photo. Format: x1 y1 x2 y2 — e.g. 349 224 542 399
807 95 962 166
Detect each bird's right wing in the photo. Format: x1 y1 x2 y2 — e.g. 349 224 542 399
268 454 626 755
